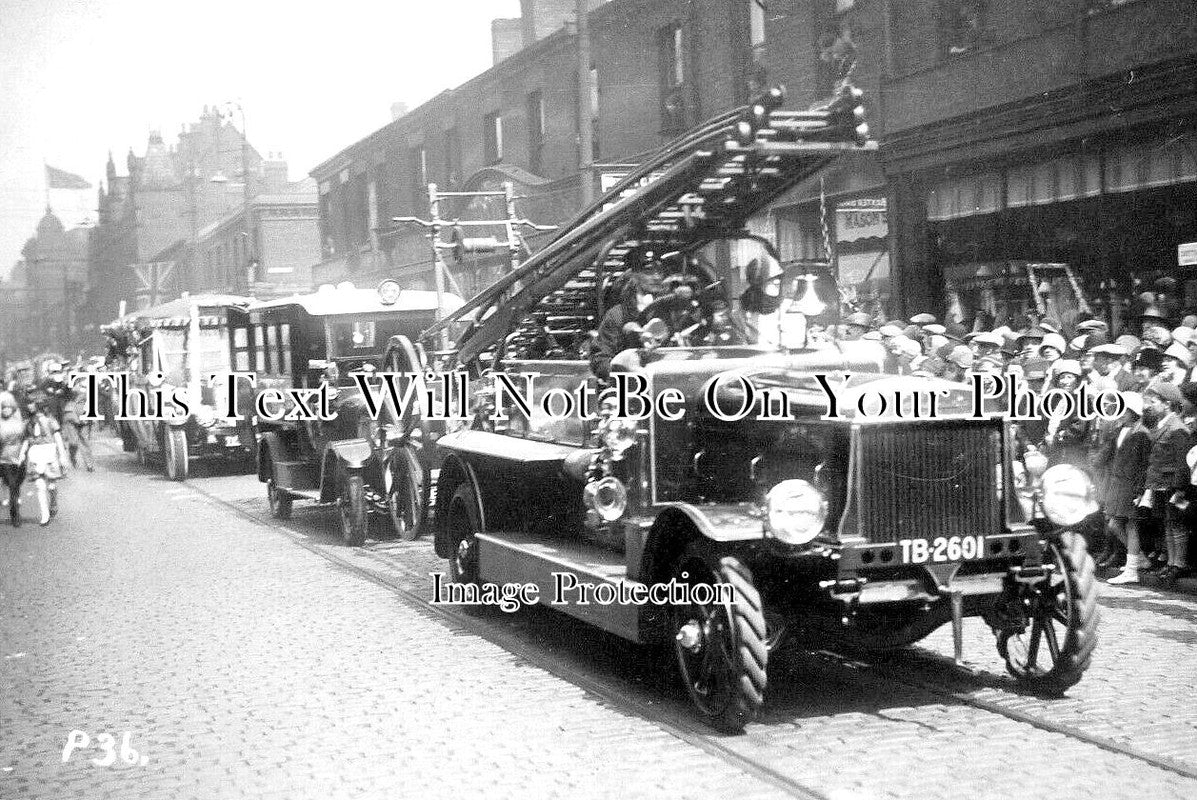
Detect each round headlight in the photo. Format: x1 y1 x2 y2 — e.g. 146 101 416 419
583 476 627 522
765 479 827 545
1040 464 1097 527
195 404 217 428
377 278 402 305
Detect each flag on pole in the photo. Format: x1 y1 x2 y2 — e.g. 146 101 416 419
46 165 92 190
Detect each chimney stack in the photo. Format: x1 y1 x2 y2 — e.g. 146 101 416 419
491 18 523 65
263 153 289 193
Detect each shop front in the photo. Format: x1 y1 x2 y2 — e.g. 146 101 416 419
910 124 1197 333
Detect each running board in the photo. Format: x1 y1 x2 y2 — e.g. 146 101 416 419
476 531 645 642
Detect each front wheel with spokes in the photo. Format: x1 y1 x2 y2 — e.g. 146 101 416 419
996 532 1098 695
669 554 766 733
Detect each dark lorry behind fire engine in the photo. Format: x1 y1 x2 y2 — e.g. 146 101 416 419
397 84 1100 732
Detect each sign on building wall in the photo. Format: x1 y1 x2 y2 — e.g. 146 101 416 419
835 197 887 242
1179 241 1197 267
835 197 890 305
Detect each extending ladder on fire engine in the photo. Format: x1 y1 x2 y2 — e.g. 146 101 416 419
392 183 558 349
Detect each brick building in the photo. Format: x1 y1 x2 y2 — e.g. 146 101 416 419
310 0 891 308
83 108 317 331
191 179 320 296
881 0 1197 328
310 14 593 295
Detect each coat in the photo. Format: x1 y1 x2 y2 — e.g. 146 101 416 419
1143 413 1194 492
1101 422 1152 518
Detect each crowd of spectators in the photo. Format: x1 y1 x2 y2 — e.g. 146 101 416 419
857 306 1197 586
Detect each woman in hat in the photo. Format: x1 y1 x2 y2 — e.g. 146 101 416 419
1160 342 1193 385
19 392 69 526
0 392 27 527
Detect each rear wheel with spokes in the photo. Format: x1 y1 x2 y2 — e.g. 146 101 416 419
996 532 1098 695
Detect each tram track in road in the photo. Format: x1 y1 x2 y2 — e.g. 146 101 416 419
798 647 1197 783
177 475 832 800
160 455 1197 797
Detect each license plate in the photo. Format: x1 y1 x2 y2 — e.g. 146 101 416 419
898 535 986 564
224 435 241 446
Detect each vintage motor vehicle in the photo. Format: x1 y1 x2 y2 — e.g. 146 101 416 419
248 282 463 546
105 294 255 480
400 85 1100 732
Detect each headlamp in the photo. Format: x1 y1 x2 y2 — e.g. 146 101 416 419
1039 464 1097 527
195 404 217 428
584 476 628 522
765 479 827 545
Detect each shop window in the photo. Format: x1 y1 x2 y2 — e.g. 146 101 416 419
1105 132 1197 194
483 112 503 164
939 0 990 58
927 171 1001 221
658 23 688 134
527 91 545 175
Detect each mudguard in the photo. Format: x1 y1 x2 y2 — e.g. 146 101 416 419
432 453 486 559
256 431 293 482
327 438 373 470
635 503 764 585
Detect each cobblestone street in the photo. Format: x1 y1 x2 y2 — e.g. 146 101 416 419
1 437 1196 799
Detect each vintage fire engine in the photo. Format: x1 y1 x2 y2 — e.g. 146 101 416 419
395 85 1099 731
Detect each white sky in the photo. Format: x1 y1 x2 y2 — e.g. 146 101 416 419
0 0 522 276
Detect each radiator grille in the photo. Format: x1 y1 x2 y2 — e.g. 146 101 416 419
855 422 1002 544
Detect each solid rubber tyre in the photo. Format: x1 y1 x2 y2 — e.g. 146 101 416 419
387 449 423 541
670 554 767 733
165 427 189 481
446 483 483 586
338 471 368 547
996 531 1099 695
